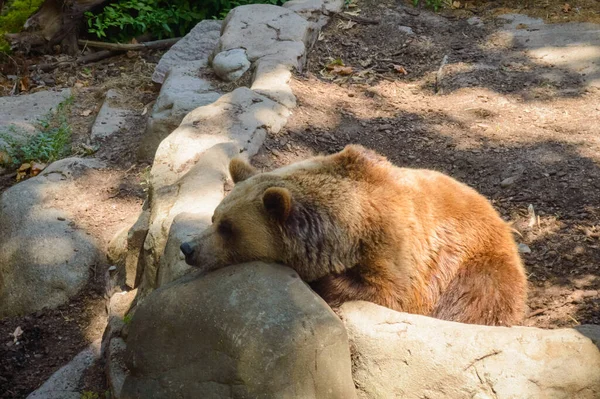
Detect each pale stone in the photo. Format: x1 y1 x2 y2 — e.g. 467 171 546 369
340 301 600 399
152 20 222 84
91 90 134 141
121 263 357 399
213 5 311 67
0 158 104 317
500 14 600 87
252 56 296 108
27 340 101 398
139 64 220 160
0 89 72 134
212 48 251 82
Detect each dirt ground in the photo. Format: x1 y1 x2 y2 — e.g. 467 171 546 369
0 52 159 398
465 0 600 24
0 0 599 396
253 0 600 329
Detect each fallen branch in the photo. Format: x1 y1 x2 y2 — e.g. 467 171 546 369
323 10 379 25
29 50 118 72
78 49 118 64
527 307 550 318
29 60 74 72
77 37 181 51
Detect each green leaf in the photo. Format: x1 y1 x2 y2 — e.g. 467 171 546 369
82 0 292 44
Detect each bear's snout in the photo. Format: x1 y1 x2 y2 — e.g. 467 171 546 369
180 238 223 272
180 242 195 264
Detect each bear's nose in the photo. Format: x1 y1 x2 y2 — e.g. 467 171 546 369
180 242 194 257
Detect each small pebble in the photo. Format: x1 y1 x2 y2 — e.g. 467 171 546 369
500 176 517 188
398 26 415 35
518 243 532 254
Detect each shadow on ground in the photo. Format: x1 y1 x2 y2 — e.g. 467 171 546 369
311 0 599 102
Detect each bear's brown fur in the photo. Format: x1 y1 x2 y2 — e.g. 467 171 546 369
181 145 528 326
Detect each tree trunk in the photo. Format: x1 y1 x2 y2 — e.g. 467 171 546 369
6 0 111 55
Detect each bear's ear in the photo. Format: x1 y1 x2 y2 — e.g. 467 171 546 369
263 187 292 223
339 145 386 165
229 157 257 184
334 145 388 171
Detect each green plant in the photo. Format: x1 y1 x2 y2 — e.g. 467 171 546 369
412 0 446 12
85 0 206 41
123 313 133 324
81 391 100 399
343 0 357 9
0 0 45 53
0 96 74 166
140 165 151 192
84 0 288 42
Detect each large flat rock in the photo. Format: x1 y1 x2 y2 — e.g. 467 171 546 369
139 64 221 160
283 0 344 32
91 90 136 141
140 20 223 160
0 89 72 134
27 339 101 399
340 301 600 399
500 14 600 87
152 87 288 184
121 262 356 399
213 4 311 66
152 20 222 84
0 158 104 317
0 89 72 154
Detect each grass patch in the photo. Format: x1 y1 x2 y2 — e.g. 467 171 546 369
0 0 45 53
0 96 74 168
80 391 100 399
412 0 449 11
123 313 133 324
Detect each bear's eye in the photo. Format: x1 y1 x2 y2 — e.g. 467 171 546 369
218 220 233 235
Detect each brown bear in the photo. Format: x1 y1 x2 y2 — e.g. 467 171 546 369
181 145 528 326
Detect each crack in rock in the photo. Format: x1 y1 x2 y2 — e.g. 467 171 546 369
265 23 282 41
463 350 503 371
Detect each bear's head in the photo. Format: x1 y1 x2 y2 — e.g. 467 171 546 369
180 156 296 274
180 145 387 280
